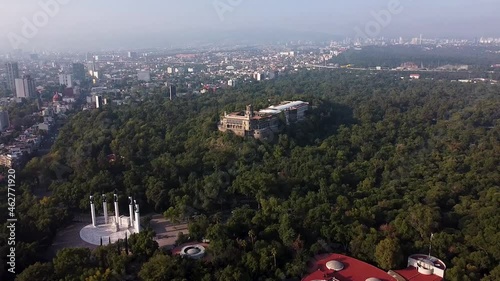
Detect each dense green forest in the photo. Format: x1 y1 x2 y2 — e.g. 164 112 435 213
1 70 499 280
331 45 500 72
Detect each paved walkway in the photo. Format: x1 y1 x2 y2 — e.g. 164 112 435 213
45 222 97 260
149 214 189 249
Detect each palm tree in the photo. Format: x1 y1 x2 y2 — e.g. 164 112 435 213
236 238 247 250
248 230 256 248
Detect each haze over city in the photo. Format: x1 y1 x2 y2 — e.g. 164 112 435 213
1 0 500 51
1 0 500 280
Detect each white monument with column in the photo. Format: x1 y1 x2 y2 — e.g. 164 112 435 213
134 201 141 233
90 195 97 227
128 197 134 228
80 193 139 246
113 194 120 228
102 194 108 224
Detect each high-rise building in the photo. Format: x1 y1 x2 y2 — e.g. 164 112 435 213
15 75 36 99
95 95 103 109
87 58 99 80
128 51 138 59
59 74 73 87
0 111 10 131
72 63 86 81
169 85 177 101
6 62 20 92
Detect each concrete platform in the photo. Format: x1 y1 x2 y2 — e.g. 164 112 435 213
79 216 137 245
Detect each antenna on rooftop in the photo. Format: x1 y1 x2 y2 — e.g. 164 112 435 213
428 233 434 258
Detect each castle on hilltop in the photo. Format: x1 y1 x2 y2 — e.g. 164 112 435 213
218 101 309 141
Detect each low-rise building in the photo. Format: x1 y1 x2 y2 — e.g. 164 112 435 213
0 154 19 168
390 254 446 281
259 100 309 124
38 123 51 131
302 253 446 281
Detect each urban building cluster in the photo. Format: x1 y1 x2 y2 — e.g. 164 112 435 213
0 60 83 169
0 35 498 167
350 35 500 47
0 116 54 169
3 34 497 105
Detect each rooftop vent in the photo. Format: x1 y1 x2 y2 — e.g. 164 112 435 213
325 260 344 271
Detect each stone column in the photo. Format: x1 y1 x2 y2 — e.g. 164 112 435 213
102 194 108 224
134 202 140 233
114 194 120 228
128 197 134 227
90 196 96 227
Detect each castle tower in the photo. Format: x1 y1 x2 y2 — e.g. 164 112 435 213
245 105 254 118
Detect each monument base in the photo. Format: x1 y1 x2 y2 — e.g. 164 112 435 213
80 216 136 245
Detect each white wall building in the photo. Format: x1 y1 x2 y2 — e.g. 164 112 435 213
254 72 263 81
96 96 103 109
59 74 73 86
15 75 36 99
259 101 310 124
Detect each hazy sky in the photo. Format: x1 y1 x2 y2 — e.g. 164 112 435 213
0 0 499 51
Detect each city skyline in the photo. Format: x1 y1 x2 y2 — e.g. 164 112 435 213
1 0 500 52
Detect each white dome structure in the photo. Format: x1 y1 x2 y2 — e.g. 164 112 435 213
366 278 381 281
325 260 344 271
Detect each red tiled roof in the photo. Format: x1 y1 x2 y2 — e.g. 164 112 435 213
394 267 442 281
53 93 61 101
302 254 395 281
